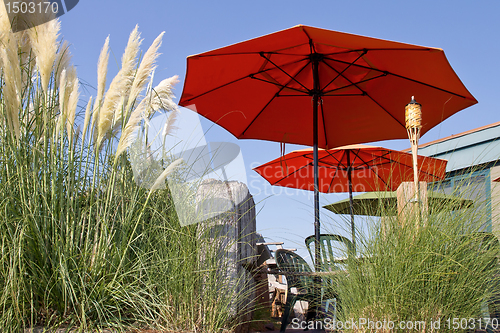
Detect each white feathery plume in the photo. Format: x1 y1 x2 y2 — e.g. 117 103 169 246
58 69 67 113
0 2 13 33
0 32 22 140
66 77 80 138
97 27 141 147
54 40 72 88
96 36 109 108
150 75 179 114
121 25 142 77
114 25 141 116
55 68 67 138
0 33 22 89
90 36 110 137
27 18 60 93
162 110 179 139
150 158 184 192
126 32 164 113
16 30 35 72
17 30 35 88
65 66 78 89
111 95 126 134
59 66 77 114
114 98 146 161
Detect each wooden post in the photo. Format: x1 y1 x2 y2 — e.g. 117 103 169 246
397 181 428 227
196 179 257 333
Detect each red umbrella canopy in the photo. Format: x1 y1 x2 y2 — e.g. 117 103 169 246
253 145 448 193
179 25 477 148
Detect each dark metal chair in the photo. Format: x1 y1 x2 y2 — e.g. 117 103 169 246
275 249 318 332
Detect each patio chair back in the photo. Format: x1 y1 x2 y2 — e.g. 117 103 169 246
275 249 315 293
275 249 318 332
305 234 354 272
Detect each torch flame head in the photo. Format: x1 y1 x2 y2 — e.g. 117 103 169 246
405 96 422 130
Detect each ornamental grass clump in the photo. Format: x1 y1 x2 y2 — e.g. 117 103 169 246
0 9 246 333
327 175 500 332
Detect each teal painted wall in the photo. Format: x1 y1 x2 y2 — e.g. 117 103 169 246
419 123 500 231
418 123 500 172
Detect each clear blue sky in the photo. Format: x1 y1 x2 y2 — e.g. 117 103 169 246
59 0 500 260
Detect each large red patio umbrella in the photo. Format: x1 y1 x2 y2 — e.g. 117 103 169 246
253 144 448 251
178 25 477 268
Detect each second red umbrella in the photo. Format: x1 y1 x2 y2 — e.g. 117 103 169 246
253 144 448 250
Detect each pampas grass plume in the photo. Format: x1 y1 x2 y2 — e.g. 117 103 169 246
97 27 141 146
96 36 109 107
0 32 22 140
114 99 146 161
54 41 72 88
58 69 67 113
150 158 184 192
151 75 179 114
126 32 164 113
28 19 60 93
66 78 79 138
162 110 179 139
0 3 12 33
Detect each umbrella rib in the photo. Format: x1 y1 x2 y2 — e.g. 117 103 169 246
364 163 392 190
320 63 407 129
249 75 310 95
351 150 391 169
181 75 252 104
259 52 311 92
182 53 311 104
242 59 316 137
272 161 316 186
189 47 429 59
250 56 318 96
320 47 433 57
351 151 371 170
344 149 391 191
249 53 311 92
274 93 366 97
304 30 316 54
240 85 285 137
389 72 471 99
322 149 345 168
321 50 368 92
323 151 343 191
349 149 443 189
322 73 387 95
322 55 472 99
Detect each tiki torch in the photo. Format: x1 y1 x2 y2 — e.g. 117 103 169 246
405 96 422 221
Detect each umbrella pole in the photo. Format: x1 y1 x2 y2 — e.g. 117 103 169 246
312 55 321 273
346 151 356 254
312 55 321 320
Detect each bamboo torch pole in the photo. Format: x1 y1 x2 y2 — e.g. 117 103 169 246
405 96 422 225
